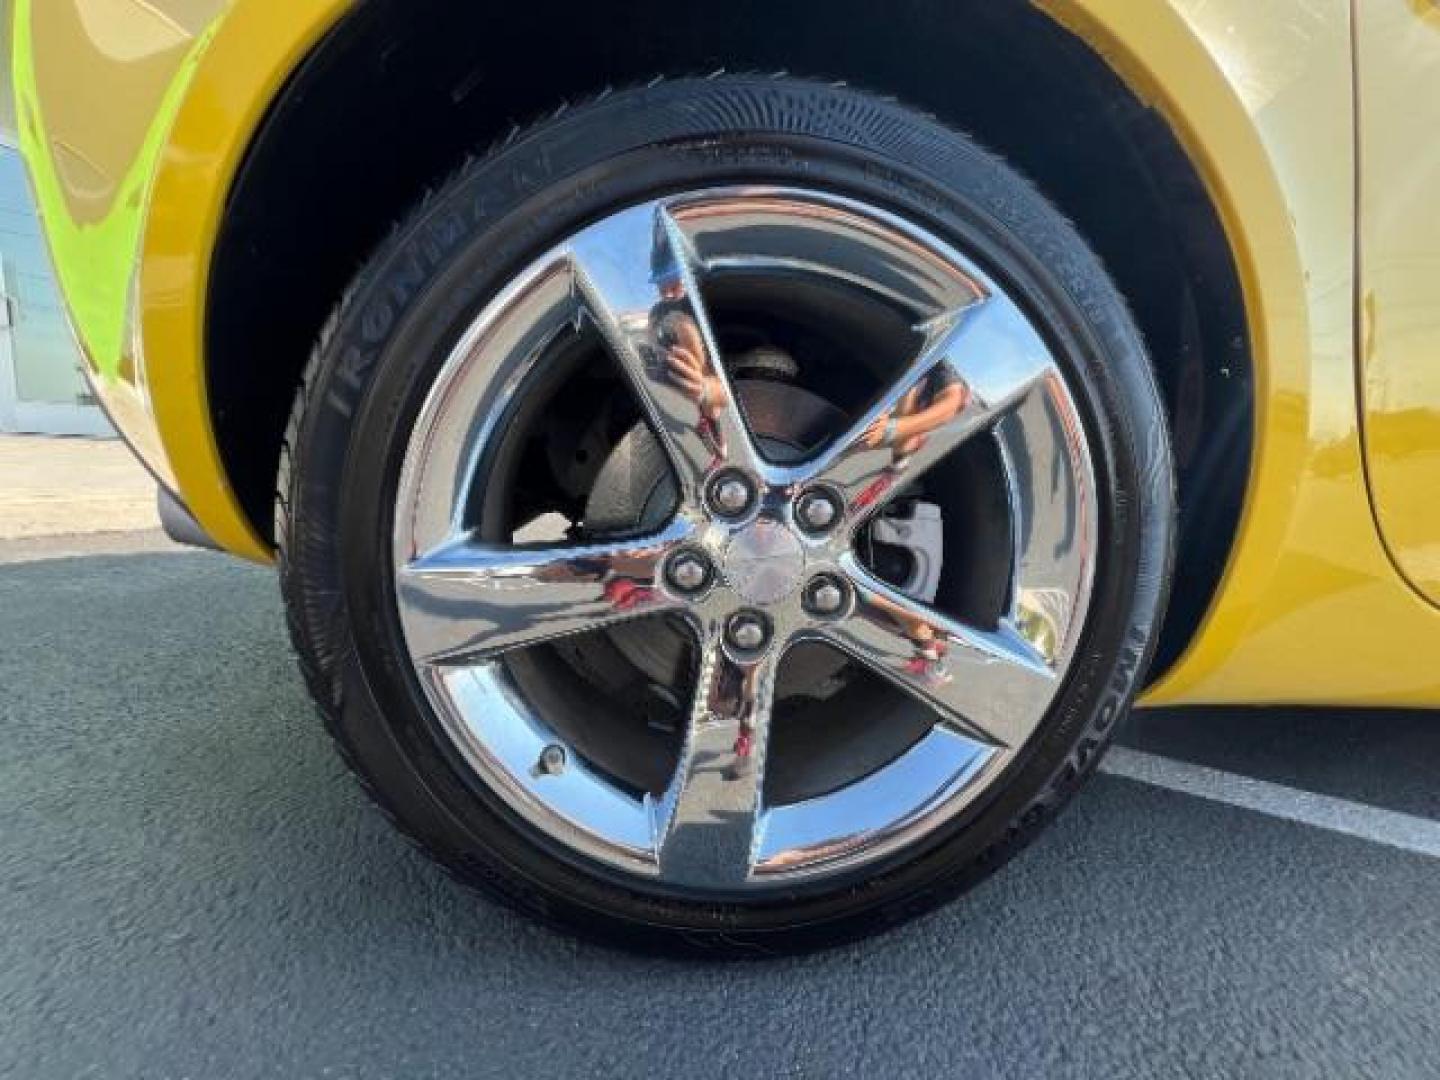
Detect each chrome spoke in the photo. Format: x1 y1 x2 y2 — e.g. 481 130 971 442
650 632 780 888
570 203 760 499
396 521 692 666
821 560 1059 750
803 299 1052 519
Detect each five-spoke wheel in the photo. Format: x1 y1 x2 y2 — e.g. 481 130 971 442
393 189 1097 889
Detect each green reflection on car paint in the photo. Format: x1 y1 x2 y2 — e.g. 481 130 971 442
10 0 221 381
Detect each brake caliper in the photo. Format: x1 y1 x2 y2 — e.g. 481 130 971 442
870 501 945 603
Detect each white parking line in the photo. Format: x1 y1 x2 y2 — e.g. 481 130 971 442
1100 746 1440 860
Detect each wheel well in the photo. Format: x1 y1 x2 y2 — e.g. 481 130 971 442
207 0 1251 681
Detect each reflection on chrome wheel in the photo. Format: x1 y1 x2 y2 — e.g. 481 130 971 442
393 189 1098 890
280 77 1172 954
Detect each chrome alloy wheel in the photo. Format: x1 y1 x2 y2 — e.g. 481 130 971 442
391 188 1098 893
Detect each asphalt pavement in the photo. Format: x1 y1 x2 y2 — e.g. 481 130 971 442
3 540 1440 1079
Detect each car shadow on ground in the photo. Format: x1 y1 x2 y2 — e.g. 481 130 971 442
3 552 1439 1079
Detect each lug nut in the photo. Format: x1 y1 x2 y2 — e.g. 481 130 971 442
708 471 755 518
803 575 848 617
665 551 712 595
726 611 770 652
796 489 841 533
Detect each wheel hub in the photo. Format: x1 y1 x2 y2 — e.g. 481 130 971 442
582 375 849 690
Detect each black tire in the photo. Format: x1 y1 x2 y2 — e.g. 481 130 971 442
278 76 1174 956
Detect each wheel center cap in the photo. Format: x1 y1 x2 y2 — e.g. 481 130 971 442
723 519 805 605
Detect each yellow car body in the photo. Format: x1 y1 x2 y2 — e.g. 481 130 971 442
14 0 1440 707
